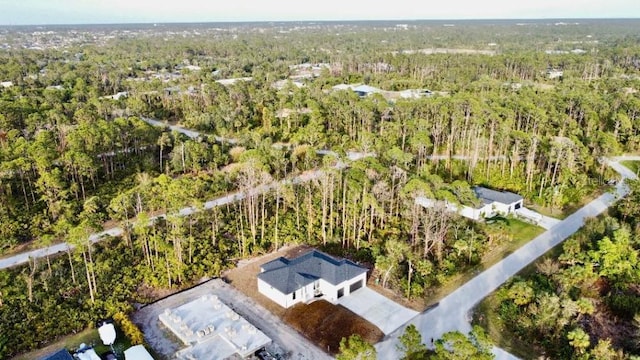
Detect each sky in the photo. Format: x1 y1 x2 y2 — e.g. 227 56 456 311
0 0 638 25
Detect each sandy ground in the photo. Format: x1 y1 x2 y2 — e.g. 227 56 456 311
132 278 331 360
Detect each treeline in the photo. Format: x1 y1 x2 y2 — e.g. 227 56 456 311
0 158 494 358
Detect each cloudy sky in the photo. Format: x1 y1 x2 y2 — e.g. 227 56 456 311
0 0 638 25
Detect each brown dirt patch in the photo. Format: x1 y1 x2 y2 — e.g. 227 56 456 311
282 300 383 355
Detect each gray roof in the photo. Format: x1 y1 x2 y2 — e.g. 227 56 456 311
473 186 523 206
40 349 74 360
258 250 367 295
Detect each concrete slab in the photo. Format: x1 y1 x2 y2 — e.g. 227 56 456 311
537 214 562 230
338 287 418 335
159 294 270 359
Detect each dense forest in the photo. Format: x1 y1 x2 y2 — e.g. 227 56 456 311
0 19 639 358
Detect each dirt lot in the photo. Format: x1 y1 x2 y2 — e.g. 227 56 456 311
283 300 383 355
223 245 384 355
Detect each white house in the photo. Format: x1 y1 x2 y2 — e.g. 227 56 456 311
547 69 564 79
415 186 523 221
257 250 368 308
331 83 382 97
472 186 524 218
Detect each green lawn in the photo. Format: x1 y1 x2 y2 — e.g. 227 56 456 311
423 217 544 306
12 325 132 360
621 160 640 175
479 217 545 273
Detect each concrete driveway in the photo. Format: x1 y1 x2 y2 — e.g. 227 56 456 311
338 287 418 335
536 213 561 229
516 207 561 230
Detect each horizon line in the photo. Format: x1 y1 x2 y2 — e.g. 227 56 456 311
2 16 640 27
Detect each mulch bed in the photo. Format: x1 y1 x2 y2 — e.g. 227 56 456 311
282 300 384 355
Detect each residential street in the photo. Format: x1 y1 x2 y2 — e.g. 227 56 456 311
375 157 637 359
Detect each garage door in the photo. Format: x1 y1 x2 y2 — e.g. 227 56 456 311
349 279 363 293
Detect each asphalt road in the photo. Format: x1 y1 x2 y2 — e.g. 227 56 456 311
375 157 638 360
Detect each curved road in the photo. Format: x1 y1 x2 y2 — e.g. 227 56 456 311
376 157 638 360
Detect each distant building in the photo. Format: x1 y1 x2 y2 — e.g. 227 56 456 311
415 186 524 221
183 65 201 71
215 77 253 86
258 250 367 308
472 187 523 218
331 83 353 91
331 83 382 97
163 86 182 95
101 91 129 100
547 69 564 79
351 84 381 97
272 79 305 90
399 89 433 99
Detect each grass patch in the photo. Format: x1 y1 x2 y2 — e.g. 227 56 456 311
471 241 567 360
487 217 545 245
423 218 544 306
282 300 383 355
13 324 132 360
12 328 98 360
621 160 640 175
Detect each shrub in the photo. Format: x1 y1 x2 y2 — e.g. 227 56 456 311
113 312 144 345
